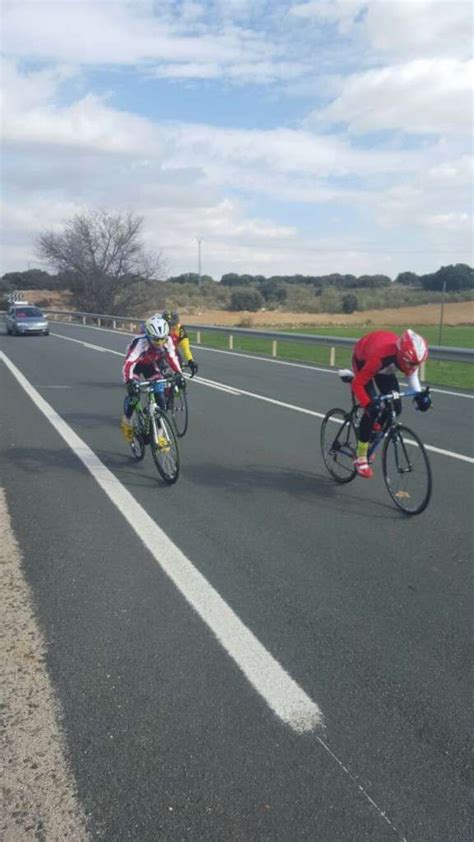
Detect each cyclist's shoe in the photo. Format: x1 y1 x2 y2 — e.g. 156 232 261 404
121 417 134 443
157 434 170 452
353 457 373 479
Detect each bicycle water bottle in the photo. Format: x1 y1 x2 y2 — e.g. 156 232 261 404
153 380 166 410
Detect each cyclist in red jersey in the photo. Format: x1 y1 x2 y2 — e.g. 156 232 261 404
351 329 431 478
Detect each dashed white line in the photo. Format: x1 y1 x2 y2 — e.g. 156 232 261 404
48 321 474 400
48 330 474 464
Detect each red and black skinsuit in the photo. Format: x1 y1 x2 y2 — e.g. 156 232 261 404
122 334 182 417
351 331 421 443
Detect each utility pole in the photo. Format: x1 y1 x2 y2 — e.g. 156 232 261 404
438 279 447 344
197 238 202 285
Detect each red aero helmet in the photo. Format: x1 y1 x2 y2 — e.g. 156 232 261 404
397 329 429 370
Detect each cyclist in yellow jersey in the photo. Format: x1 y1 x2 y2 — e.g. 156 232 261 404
162 310 199 376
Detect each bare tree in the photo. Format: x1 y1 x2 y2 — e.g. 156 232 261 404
36 210 165 314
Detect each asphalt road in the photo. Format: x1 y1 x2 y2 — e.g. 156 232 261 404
1 322 473 841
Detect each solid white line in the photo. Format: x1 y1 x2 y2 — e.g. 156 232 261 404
49 330 473 463
51 321 474 399
0 350 323 734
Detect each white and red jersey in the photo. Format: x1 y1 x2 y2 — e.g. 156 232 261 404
352 330 421 406
122 334 182 382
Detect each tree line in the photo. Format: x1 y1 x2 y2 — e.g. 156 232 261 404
1 210 472 314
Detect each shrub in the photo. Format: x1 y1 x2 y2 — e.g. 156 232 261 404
342 293 358 313
229 288 264 311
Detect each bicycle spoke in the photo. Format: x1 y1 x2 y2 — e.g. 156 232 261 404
383 425 432 515
320 408 357 483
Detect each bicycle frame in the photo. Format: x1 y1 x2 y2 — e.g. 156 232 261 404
135 378 175 445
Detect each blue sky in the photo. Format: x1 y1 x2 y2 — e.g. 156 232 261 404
1 0 472 280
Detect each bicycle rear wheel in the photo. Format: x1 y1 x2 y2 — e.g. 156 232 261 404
167 387 189 437
320 408 357 483
129 411 146 461
382 424 432 515
150 410 180 484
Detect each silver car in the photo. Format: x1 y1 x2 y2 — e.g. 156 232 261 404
6 305 50 336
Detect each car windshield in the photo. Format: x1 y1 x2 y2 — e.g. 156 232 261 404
15 308 44 318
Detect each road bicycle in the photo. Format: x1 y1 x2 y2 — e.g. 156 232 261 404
165 371 189 437
320 370 432 515
128 378 180 484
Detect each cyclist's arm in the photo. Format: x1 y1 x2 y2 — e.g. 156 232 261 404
122 337 146 382
351 356 381 406
406 369 422 392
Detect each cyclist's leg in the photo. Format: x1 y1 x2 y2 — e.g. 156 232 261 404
374 373 401 416
121 363 146 440
354 379 377 477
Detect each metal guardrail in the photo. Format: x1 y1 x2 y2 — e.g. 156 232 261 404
3 308 473 367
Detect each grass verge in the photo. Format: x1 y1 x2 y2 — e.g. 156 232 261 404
189 327 474 391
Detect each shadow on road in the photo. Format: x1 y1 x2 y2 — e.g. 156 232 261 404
184 462 399 520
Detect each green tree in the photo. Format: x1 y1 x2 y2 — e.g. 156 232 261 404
229 288 264 311
395 271 420 286
342 293 358 313
420 264 473 291
1 269 58 291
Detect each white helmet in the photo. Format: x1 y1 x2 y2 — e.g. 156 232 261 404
144 315 169 346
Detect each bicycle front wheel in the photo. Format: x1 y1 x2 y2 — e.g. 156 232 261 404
168 387 189 437
129 411 146 462
382 424 432 515
150 410 180 484
320 408 357 483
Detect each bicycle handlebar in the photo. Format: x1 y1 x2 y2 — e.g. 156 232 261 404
137 376 177 391
372 386 430 404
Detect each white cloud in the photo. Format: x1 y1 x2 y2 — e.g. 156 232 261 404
1 0 307 85
364 0 473 60
313 59 473 135
290 1 472 60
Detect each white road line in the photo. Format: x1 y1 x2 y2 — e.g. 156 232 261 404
48 331 474 464
193 378 474 463
193 345 474 399
50 332 108 352
0 350 323 734
193 375 242 395
50 321 474 400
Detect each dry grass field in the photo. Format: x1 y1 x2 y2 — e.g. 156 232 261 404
181 301 474 328
21 290 473 328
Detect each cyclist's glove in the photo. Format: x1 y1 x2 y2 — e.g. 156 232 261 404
126 379 140 397
414 389 431 412
187 359 198 377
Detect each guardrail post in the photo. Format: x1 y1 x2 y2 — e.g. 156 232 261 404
196 331 201 344
113 320 117 329
329 346 336 366
69 315 72 323
82 316 86 325
229 335 233 350
420 361 426 381
272 340 278 358
97 317 101 327
129 322 134 332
